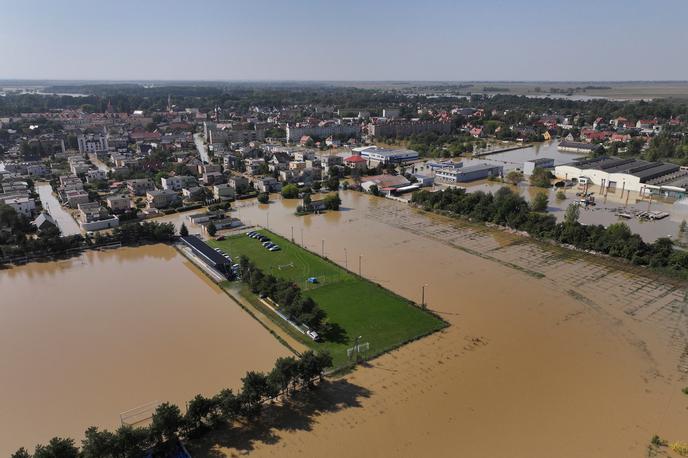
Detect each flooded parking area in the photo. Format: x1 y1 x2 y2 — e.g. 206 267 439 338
0 244 290 455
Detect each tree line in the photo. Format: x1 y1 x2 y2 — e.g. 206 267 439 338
411 187 688 275
12 350 333 458
239 256 329 335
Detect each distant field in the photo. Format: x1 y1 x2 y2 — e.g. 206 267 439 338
209 230 447 367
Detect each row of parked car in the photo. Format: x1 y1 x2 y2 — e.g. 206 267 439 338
213 247 241 277
246 231 281 251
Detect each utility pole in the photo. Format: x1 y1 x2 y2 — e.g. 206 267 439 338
291 226 294 242
358 255 362 276
421 284 428 309
321 239 325 257
344 248 348 270
266 212 269 230
301 228 304 246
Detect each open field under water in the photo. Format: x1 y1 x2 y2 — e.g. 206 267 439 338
189 191 688 458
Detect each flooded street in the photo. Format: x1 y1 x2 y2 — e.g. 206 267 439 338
36 182 81 236
0 245 290 455
191 191 688 458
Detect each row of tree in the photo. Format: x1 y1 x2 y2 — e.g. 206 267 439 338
239 256 329 334
12 350 333 458
411 187 688 273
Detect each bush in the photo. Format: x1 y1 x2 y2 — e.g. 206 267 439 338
530 167 554 188
281 184 299 199
257 192 269 204
531 191 549 212
556 190 566 200
323 193 342 210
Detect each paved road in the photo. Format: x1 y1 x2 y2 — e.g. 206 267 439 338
193 133 210 163
36 182 81 235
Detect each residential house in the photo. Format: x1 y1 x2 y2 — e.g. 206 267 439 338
146 189 180 209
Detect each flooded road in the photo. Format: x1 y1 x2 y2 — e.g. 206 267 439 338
191 191 688 458
0 245 290 455
36 182 81 236
194 132 210 163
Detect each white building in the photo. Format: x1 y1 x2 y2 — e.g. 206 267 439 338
77 134 109 154
2 196 36 217
161 175 197 191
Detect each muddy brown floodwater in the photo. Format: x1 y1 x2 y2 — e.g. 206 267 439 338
0 245 290 456
190 191 688 458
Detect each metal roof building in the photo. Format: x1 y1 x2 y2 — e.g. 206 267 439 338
180 235 232 277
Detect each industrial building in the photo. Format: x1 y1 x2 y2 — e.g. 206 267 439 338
523 158 555 175
554 157 688 197
435 163 503 183
355 146 420 165
557 141 604 154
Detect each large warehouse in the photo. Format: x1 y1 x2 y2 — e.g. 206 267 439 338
554 157 688 197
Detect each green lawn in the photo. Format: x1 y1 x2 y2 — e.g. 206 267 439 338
209 230 447 367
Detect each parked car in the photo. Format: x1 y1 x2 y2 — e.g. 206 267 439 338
269 246 281 251
306 330 320 341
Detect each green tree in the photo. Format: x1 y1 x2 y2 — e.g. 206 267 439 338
257 192 269 204
215 388 241 424
33 438 79 458
368 184 380 196
207 221 217 237
505 170 523 185
281 184 299 199
150 402 183 444
326 176 339 190
179 222 189 237
529 168 553 188
81 427 116 458
268 356 298 396
323 193 342 210
185 394 214 435
11 448 32 458
564 203 580 225
556 190 566 201
240 371 270 418
531 192 549 212
112 425 149 458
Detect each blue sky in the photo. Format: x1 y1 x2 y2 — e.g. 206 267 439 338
0 0 686 81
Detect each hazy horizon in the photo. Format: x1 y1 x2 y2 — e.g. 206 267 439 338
1 0 687 81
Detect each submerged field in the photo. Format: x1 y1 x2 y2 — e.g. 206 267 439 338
209 230 447 367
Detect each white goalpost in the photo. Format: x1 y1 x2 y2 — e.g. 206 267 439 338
119 400 161 426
